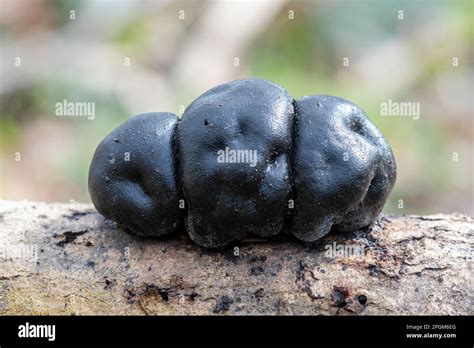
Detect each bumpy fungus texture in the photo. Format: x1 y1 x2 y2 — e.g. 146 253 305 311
89 79 396 248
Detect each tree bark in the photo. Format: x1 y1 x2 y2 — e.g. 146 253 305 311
0 200 471 315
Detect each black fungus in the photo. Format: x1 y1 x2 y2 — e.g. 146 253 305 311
88 79 397 248
292 95 396 241
88 112 182 236
178 79 294 247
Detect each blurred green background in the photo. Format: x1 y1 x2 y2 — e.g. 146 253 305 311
0 0 472 215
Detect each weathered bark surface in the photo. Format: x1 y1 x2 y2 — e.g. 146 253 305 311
0 200 472 315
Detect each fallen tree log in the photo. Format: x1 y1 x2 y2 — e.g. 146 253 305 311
0 200 471 315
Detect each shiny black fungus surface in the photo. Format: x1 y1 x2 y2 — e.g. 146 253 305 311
88 112 182 236
89 79 396 248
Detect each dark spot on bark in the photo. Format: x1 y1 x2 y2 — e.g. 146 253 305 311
159 290 169 301
62 210 94 220
255 288 265 298
85 241 93 247
250 266 264 275
368 264 380 277
38 214 47 219
249 255 267 263
104 279 116 290
213 296 234 313
86 260 95 268
125 289 135 303
331 286 350 307
295 260 308 281
341 266 347 271
54 230 88 246
320 268 326 273
296 260 305 273
357 294 367 305
140 284 170 302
